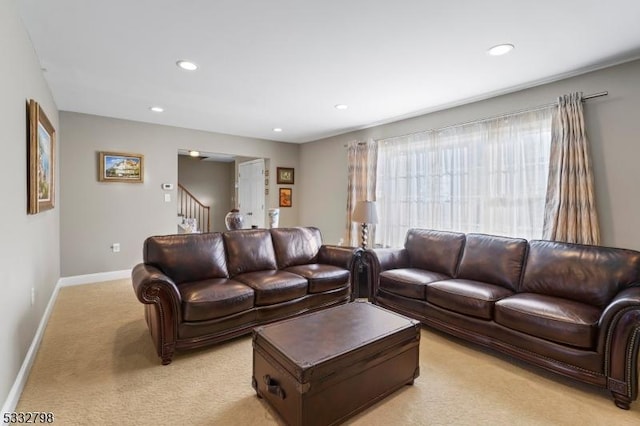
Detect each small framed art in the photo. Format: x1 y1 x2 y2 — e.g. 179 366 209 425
277 167 294 184
99 152 144 183
28 99 56 214
279 188 292 207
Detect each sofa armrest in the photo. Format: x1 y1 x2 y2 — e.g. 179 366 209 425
132 263 182 307
318 245 360 270
132 263 182 365
362 248 409 300
318 245 361 301
365 248 409 272
598 286 640 407
599 287 640 331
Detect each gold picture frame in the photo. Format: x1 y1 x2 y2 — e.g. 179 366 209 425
98 151 144 183
276 167 294 184
28 99 55 214
279 187 292 207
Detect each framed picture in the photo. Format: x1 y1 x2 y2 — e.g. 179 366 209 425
279 188 292 207
99 151 144 183
277 167 295 184
28 99 55 214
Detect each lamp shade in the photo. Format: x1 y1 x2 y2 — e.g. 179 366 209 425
352 201 378 224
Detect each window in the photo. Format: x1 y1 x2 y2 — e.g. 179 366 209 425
375 107 553 248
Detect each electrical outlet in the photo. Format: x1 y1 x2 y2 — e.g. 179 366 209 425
164 193 171 202
31 288 35 306
112 243 120 253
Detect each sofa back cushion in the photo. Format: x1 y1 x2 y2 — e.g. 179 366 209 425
521 240 640 307
144 233 228 284
270 227 322 269
405 229 465 276
457 233 528 291
224 229 277 276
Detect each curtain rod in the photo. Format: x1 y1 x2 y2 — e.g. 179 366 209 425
343 90 609 148
344 91 608 146
583 91 608 101
430 91 608 133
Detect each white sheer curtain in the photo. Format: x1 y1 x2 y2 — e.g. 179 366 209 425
375 107 554 248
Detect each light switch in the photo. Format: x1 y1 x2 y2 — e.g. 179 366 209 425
164 193 171 202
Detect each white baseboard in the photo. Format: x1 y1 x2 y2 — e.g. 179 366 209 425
2 269 132 414
58 269 131 287
2 283 61 415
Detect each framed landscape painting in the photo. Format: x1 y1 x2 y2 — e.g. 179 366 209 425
99 152 144 183
28 99 55 214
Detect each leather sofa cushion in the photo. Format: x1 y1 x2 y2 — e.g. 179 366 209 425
457 234 527 291
179 278 255 321
427 279 514 320
271 227 322 269
224 229 277 276
495 293 601 348
405 229 465 276
234 270 308 306
522 240 640 307
144 233 228 284
380 269 449 300
285 264 350 293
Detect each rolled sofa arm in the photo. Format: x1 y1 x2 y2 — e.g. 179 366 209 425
318 245 361 270
362 248 409 301
599 287 640 333
365 248 409 272
131 263 182 365
598 286 640 409
132 263 182 306
319 245 362 302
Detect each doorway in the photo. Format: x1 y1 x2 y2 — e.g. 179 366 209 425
238 159 266 229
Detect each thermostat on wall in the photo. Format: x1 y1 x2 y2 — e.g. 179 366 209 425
162 183 174 190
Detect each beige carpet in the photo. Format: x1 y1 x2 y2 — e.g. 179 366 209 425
16 279 640 425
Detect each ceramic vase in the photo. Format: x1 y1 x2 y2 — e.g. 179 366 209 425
268 208 280 228
225 209 244 230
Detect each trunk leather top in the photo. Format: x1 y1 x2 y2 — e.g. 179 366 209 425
253 302 419 383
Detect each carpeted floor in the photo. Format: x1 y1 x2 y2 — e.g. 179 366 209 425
16 279 640 425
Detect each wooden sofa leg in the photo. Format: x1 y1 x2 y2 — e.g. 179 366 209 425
161 343 176 365
612 392 631 410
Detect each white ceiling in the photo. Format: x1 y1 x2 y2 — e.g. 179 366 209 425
18 0 640 143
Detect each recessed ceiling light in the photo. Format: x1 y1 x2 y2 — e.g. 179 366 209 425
335 104 349 110
273 128 283 132
487 44 514 56
189 150 200 157
176 60 198 71
150 106 164 113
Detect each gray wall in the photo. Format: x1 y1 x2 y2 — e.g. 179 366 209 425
177 156 234 232
1 0 60 410
60 112 300 276
299 59 640 250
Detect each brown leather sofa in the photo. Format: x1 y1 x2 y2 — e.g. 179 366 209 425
363 229 640 409
132 227 358 365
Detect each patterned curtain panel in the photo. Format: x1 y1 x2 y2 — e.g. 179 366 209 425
543 92 600 245
346 139 378 246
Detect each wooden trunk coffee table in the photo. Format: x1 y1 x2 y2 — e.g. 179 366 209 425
252 301 420 426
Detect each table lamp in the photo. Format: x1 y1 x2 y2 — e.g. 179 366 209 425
352 201 378 249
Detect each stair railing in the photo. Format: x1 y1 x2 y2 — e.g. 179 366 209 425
177 183 211 233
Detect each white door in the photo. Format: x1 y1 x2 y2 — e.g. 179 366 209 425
238 159 265 229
